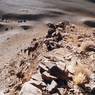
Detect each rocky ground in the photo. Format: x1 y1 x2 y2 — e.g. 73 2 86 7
0 21 95 95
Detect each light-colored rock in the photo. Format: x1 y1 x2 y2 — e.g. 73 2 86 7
30 79 46 90
47 80 57 92
42 71 57 80
64 53 72 61
57 88 67 95
42 61 56 70
39 63 48 71
20 82 42 95
80 41 95 52
52 93 59 95
32 72 42 81
66 64 75 74
30 79 42 86
0 91 4 95
66 57 77 74
90 73 95 81
56 61 66 71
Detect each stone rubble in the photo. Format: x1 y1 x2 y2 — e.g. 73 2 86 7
19 21 95 95
4 21 95 95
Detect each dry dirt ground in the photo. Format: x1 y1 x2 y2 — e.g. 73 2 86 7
0 20 95 95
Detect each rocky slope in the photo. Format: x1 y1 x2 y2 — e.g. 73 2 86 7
1 21 95 95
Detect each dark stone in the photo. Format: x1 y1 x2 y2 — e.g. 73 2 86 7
46 28 55 38
16 71 24 78
45 41 61 51
47 23 56 29
5 28 8 31
85 45 95 52
91 87 95 95
54 32 63 42
24 42 39 55
21 26 30 30
56 79 67 88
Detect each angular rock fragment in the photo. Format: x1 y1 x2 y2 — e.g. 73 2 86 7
80 41 95 52
47 23 56 29
42 61 56 70
91 87 95 95
30 79 46 89
42 71 57 80
57 88 67 95
55 21 69 29
46 80 57 93
24 40 39 55
56 61 66 71
20 82 42 95
46 28 55 38
45 40 61 51
32 72 42 81
39 63 48 72
66 64 76 74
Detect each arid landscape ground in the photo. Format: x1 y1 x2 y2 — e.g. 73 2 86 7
0 0 95 95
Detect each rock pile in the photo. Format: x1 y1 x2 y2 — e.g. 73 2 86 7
20 56 95 95
19 21 95 95
44 21 69 51
20 58 69 95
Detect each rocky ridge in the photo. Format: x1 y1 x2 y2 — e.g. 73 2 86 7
1 21 95 95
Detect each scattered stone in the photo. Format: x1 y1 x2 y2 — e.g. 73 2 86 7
24 41 39 55
45 40 61 51
30 79 45 89
6 21 95 95
80 41 95 52
44 22 67 51
47 23 56 29
55 21 69 29
91 87 95 95
46 80 57 93
42 61 56 70
57 88 67 95
46 28 55 38
66 63 76 74
56 61 66 71
20 82 42 95
32 72 43 81
42 71 57 80
39 63 48 72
